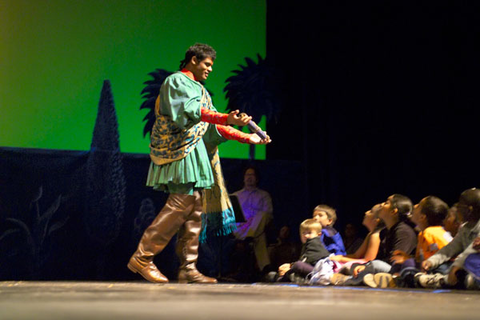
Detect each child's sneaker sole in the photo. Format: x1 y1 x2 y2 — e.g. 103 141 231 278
374 273 396 288
330 273 350 286
363 274 377 288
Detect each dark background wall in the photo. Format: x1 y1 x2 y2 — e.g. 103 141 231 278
266 1 480 230
0 148 306 280
1 1 480 281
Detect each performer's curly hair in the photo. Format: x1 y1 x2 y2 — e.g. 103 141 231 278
179 43 216 70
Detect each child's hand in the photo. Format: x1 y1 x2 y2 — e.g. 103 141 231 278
352 265 366 277
447 266 461 285
473 237 480 251
278 263 291 276
390 250 410 265
329 255 345 262
421 260 433 272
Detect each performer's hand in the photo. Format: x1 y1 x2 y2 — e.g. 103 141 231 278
249 133 271 144
227 110 251 126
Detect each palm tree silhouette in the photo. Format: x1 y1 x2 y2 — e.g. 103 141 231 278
140 69 173 138
224 54 283 159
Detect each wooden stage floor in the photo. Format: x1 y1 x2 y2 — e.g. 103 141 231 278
1 281 479 320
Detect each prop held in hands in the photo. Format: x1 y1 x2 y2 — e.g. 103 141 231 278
239 112 267 140
247 120 267 140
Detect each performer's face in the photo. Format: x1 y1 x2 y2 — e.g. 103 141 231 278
191 56 214 81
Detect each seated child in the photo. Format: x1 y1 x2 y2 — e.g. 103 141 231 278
313 205 346 256
418 188 480 289
329 204 385 286
331 203 384 264
268 225 301 271
409 196 452 262
343 223 364 255
275 219 330 282
341 194 416 287
364 195 452 288
463 236 480 289
444 203 462 238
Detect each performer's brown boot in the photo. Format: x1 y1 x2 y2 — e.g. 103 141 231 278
128 193 195 283
127 257 168 283
176 191 217 284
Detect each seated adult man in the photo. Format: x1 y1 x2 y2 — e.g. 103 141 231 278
233 166 273 272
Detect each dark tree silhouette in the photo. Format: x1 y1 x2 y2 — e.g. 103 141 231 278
224 54 283 159
85 80 126 278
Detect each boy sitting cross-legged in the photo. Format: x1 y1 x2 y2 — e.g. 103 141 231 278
271 219 330 283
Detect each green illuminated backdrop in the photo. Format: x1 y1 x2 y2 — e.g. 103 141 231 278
0 0 266 159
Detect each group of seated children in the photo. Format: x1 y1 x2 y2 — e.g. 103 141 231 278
269 187 480 290
267 205 346 282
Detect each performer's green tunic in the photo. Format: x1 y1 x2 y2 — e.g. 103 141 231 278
146 72 226 195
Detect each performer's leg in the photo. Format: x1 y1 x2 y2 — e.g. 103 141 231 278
176 191 217 283
128 193 195 283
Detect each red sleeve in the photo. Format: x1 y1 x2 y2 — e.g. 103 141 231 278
217 125 251 144
201 107 228 125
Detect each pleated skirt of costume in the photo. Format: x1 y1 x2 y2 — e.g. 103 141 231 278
146 139 214 195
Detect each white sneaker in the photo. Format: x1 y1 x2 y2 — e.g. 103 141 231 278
363 274 377 288
417 273 445 289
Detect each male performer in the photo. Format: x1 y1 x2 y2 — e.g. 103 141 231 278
128 43 271 283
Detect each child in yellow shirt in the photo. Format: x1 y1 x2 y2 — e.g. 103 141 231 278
411 196 453 262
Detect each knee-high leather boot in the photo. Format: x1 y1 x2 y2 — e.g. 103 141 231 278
176 191 217 284
128 193 195 283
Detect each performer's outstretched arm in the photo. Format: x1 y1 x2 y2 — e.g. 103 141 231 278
201 107 228 125
216 125 251 143
201 108 271 144
201 107 251 126
216 125 270 144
